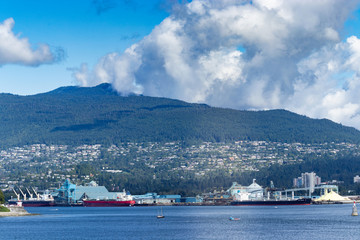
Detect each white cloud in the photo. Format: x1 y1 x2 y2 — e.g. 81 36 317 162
0 18 61 66
74 45 143 95
73 0 360 129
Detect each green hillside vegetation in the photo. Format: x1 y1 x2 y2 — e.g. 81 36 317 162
0 83 359 148
0 189 4 204
70 154 360 196
0 206 10 212
0 190 8 212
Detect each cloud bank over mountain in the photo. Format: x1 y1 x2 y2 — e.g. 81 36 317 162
73 0 360 129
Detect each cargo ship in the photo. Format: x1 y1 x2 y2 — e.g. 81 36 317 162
231 198 312 206
8 189 55 207
83 189 135 207
8 198 56 207
230 180 312 206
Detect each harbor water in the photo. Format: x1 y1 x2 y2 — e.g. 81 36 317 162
1 205 360 240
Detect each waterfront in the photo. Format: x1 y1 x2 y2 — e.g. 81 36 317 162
0 205 359 239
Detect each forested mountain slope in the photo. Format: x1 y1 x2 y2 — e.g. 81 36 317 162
0 83 359 147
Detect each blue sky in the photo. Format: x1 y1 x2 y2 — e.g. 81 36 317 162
0 0 169 95
2 0 360 129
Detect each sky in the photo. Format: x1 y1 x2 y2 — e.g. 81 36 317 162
2 0 360 130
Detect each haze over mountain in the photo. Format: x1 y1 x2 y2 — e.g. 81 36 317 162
0 83 359 148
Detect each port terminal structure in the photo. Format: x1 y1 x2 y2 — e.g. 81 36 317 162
276 185 339 200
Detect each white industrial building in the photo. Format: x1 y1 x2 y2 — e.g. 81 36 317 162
227 179 264 200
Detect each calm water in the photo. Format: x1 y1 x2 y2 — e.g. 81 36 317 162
0 205 359 240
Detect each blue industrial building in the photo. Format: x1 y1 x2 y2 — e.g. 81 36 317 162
54 179 202 205
53 179 130 205
176 197 203 203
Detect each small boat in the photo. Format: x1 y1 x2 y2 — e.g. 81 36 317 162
229 217 240 221
352 202 358 216
157 207 165 218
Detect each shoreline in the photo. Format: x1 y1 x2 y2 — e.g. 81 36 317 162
0 205 36 217
0 212 37 217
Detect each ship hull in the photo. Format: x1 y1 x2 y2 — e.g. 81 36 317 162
8 200 55 207
231 198 312 206
83 200 135 207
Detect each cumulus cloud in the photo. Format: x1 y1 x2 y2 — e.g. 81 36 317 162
290 36 360 128
0 18 63 66
73 0 360 129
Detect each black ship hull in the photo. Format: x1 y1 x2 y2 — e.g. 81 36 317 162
8 200 55 207
231 198 312 206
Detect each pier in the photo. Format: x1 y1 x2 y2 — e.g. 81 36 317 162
277 185 339 199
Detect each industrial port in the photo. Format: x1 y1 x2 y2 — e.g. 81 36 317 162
7 171 359 207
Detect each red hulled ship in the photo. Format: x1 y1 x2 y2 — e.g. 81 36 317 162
83 189 135 207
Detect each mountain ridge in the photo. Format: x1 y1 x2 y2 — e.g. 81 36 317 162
0 83 359 147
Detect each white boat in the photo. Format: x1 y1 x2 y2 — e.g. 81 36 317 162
157 207 165 218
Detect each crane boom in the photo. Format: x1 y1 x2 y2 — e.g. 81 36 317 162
18 188 27 201
13 189 20 201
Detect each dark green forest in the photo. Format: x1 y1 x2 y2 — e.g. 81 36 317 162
0 83 359 148
68 154 360 196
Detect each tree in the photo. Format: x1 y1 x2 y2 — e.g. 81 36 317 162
0 190 5 204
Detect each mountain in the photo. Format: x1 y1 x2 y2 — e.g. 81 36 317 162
0 83 359 148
